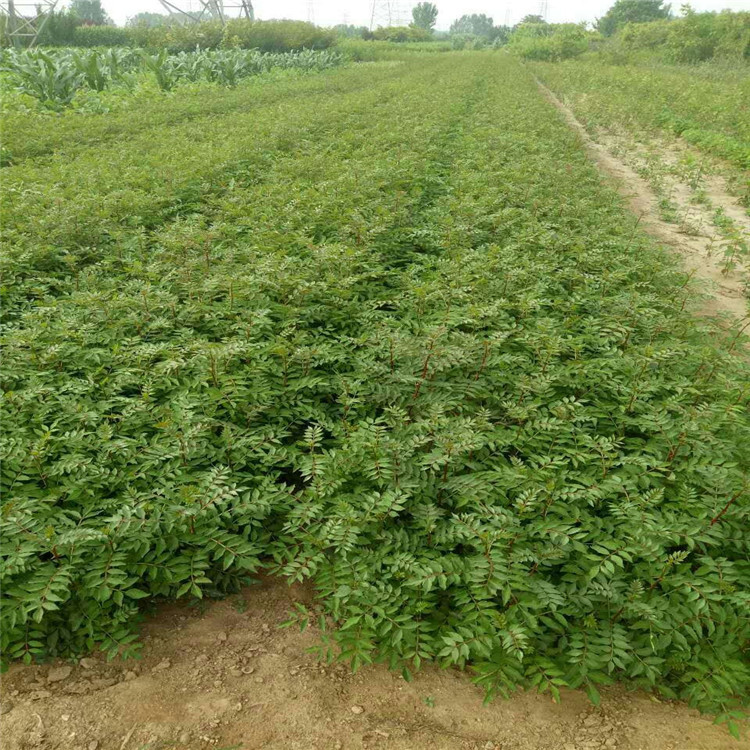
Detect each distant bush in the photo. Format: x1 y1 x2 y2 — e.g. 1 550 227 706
372 26 432 43
510 23 593 61
612 10 750 64
619 19 671 49
128 21 225 52
665 10 750 63
133 20 336 53
336 38 450 61
222 19 337 52
596 0 671 38
1 19 337 53
33 10 79 46
72 25 130 48
331 24 371 40
450 34 488 50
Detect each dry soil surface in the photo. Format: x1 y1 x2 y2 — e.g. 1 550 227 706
1 578 747 750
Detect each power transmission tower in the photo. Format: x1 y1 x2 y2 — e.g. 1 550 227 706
369 0 405 30
306 0 315 25
1 0 60 47
158 0 254 24
539 0 549 21
225 1 254 20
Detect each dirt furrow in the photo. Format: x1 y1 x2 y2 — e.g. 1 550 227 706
536 80 748 323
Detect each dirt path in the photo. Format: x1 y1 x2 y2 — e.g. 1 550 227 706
536 80 748 322
2 578 746 750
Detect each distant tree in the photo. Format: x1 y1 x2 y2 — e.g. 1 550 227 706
450 13 494 38
68 0 111 26
34 8 79 45
332 24 370 38
126 12 170 28
491 25 511 45
596 0 671 37
519 14 546 25
373 25 432 42
411 2 438 31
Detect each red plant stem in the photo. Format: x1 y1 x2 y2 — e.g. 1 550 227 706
474 340 490 381
710 488 745 526
412 342 435 400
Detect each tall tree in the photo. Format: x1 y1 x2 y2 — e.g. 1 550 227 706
596 0 671 36
449 13 494 38
411 2 438 31
68 0 112 26
126 12 170 28
519 14 546 25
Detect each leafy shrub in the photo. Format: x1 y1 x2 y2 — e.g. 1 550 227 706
33 9 79 47
222 19 336 52
132 20 225 53
665 10 750 63
619 18 671 49
607 10 750 64
331 24 370 40
336 39 450 60
125 19 335 54
510 23 593 61
72 25 130 48
372 26 432 43
451 34 474 50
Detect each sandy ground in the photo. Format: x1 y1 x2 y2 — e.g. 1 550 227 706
536 80 748 323
2 578 747 750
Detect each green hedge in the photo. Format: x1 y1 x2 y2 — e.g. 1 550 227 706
616 10 750 63
509 23 594 61
126 19 335 53
371 26 433 43
71 25 130 48
222 19 336 52
2 19 336 53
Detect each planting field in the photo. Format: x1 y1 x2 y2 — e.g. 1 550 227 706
2 51 750 746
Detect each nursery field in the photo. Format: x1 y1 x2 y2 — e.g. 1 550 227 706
1 50 750 742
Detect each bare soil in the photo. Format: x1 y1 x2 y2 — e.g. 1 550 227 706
2 578 747 750
536 81 748 323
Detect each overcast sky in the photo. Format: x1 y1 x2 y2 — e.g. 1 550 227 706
102 0 750 30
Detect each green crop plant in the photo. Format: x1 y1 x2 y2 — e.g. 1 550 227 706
1 53 748 736
202 50 247 87
1 47 344 110
71 50 110 92
141 49 180 92
1 49 81 109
